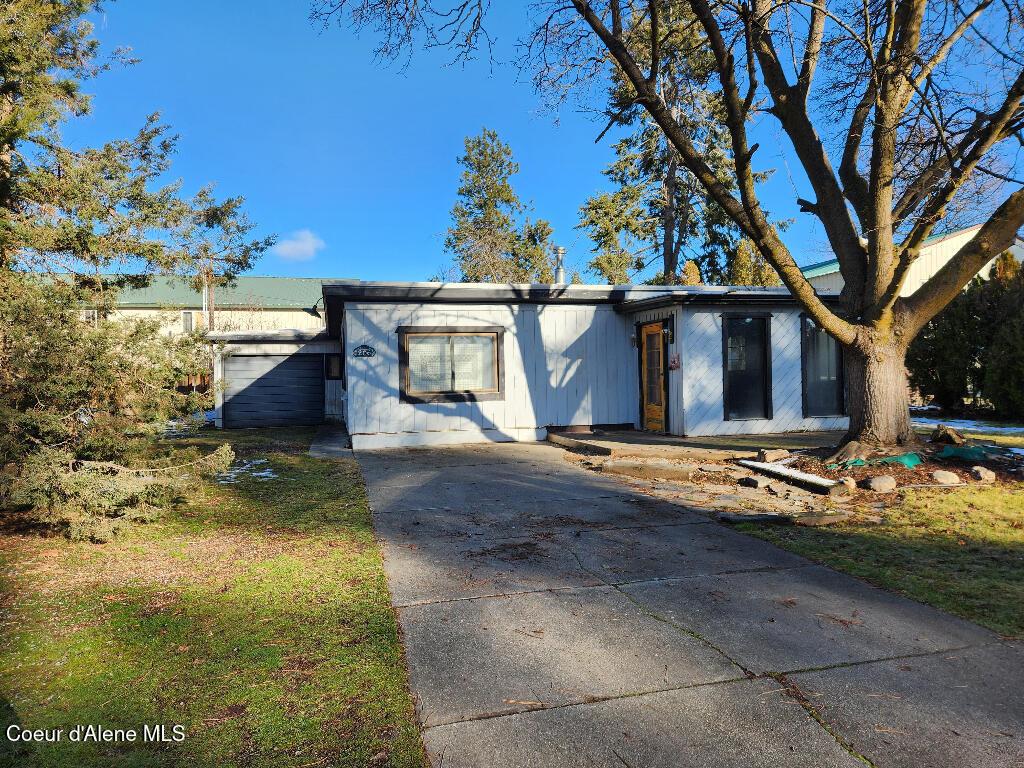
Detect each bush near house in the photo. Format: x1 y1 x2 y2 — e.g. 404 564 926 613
907 252 1024 417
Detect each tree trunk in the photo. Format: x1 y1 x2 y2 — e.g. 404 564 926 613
844 343 915 446
662 159 678 282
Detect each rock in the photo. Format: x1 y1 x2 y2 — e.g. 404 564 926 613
931 469 962 485
738 475 773 489
861 475 897 493
717 511 792 524
838 476 857 491
602 459 697 481
794 511 854 526
757 448 791 463
969 466 996 483
698 463 730 472
931 424 966 445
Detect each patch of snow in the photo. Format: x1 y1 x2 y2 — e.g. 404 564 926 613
911 416 1024 434
216 458 281 484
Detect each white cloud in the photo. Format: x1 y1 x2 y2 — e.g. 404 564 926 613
273 229 325 262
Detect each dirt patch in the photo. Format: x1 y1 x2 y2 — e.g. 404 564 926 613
790 448 1020 488
468 541 550 562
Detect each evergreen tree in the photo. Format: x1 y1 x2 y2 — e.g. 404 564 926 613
726 239 782 286
577 5 741 285
907 252 1021 411
444 129 556 282
680 260 702 285
0 1 270 538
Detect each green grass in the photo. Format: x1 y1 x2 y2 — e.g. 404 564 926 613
0 427 425 768
737 483 1024 637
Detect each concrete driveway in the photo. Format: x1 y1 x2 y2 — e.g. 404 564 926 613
357 442 1022 768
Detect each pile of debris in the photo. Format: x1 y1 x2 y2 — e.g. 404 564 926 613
564 422 1022 528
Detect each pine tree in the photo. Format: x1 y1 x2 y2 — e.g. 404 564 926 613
444 129 556 282
0 0 269 539
726 239 782 286
577 6 741 285
681 260 702 285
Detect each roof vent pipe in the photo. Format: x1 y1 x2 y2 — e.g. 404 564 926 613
553 245 567 284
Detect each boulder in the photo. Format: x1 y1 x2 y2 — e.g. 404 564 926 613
838 476 857 491
794 511 854 527
757 448 791 463
861 475 897 493
602 459 697 481
738 475 773 489
931 469 962 485
931 424 966 445
969 466 996 483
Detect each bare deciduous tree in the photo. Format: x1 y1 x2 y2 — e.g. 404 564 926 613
312 0 1024 451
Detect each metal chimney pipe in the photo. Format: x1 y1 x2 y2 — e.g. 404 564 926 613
553 245 567 284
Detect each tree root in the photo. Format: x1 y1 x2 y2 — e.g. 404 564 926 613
825 433 925 465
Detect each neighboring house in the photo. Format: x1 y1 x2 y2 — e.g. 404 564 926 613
105 276 331 334
801 225 1024 295
211 281 849 449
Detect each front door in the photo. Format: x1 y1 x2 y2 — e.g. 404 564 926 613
640 322 666 432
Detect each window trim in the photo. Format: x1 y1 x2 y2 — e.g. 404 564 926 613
397 325 505 404
721 312 773 422
800 314 846 417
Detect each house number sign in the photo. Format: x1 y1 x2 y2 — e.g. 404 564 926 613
353 345 376 358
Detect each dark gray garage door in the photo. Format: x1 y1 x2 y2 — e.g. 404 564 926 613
223 354 325 428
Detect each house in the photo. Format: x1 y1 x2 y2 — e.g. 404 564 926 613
211 281 849 448
101 275 330 334
801 225 1024 295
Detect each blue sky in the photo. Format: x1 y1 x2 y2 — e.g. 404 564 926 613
68 1 830 282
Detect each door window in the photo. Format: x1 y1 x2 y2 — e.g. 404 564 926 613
723 316 771 420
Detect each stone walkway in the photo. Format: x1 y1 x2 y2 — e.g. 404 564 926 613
356 441 1022 768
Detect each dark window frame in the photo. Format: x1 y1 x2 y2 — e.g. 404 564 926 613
721 312 774 421
324 353 344 385
397 325 505 404
800 314 846 417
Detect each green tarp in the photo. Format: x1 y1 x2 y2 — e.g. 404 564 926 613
827 452 923 470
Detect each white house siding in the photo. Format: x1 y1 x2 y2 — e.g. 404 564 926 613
806 271 845 295
806 227 1023 296
115 307 326 336
628 306 685 435
344 303 637 449
213 339 343 427
680 306 849 436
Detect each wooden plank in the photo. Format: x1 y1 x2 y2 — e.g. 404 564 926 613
736 459 849 496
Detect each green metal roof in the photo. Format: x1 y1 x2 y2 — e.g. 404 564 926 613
113 275 335 309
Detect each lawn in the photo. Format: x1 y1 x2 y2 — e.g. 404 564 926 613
737 482 1024 638
0 428 425 768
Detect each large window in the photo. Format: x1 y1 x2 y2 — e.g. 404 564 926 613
802 316 845 417
398 326 504 403
722 315 772 420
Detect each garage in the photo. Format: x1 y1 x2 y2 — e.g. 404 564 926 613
223 354 325 428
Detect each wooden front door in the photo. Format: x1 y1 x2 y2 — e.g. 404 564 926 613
640 322 666 431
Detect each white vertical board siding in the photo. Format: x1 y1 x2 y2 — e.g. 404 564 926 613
628 306 685 435
681 307 848 436
344 303 637 447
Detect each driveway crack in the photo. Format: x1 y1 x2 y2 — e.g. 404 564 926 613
770 672 879 767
